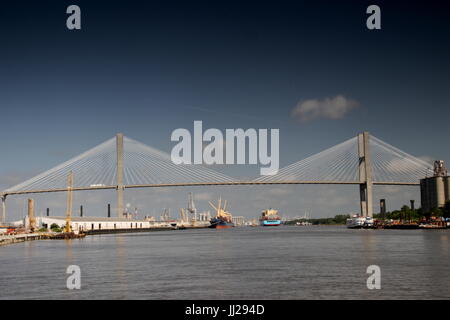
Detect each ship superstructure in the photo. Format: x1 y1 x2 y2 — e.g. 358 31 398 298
260 208 282 226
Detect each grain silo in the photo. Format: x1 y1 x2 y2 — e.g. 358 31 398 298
420 160 450 213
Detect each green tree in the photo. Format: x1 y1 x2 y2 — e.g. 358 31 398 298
50 223 62 232
442 200 450 219
332 214 349 224
431 207 443 217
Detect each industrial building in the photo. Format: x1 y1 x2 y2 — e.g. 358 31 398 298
14 216 172 232
232 216 245 226
420 160 450 213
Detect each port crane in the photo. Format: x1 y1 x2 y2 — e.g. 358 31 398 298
179 208 188 223
208 198 232 219
187 192 197 221
160 208 171 222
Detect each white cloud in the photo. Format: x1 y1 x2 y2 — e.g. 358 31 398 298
291 95 359 122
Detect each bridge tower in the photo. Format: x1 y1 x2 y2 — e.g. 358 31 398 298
358 132 373 217
65 171 74 232
116 133 124 218
1 195 6 224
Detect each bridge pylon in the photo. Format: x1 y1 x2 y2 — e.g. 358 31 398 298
1 195 6 224
116 133 124 218
358 132 373 217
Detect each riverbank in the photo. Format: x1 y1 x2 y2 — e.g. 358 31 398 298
0 224 209 246
0 233 46 246
85 224 207 235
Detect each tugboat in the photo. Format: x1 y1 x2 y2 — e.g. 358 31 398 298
208 198 234 229
260 209 282 226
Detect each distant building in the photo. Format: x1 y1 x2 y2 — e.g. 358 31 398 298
197 211 211 222
232 216 245 226
420 160 450 213
12 216 170 232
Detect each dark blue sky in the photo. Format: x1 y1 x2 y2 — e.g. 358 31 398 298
1 1 450 219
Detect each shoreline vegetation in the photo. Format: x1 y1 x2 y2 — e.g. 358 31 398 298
285 214 349 226
285 200 450 226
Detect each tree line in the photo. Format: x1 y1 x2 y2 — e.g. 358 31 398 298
285 200 450 225
373 200 450 221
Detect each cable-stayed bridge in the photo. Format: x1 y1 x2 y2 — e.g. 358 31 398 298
0 132 432 222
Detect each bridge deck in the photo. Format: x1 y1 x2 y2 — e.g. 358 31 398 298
0 181 419 197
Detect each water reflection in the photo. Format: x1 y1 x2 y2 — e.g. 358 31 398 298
65 239 73 265
439 233 449 257
114 235 128 298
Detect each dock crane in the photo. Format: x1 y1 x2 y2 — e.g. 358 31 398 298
208 197 232 220
179 208 188 223
187 192 197 221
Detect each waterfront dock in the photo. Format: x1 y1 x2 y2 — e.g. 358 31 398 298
0 233 45 246
0 222 209 246
85 224 207 235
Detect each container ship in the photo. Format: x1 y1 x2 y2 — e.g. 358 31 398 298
208 198 234 229
260 209 282 226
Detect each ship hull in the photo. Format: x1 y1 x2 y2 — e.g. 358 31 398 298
260 220 282 226
214 224 234 229
209 218 235 229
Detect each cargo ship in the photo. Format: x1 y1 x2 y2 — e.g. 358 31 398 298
260 209 282 226
208 198 234 229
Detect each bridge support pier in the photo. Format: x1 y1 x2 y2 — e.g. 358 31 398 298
28 198 36 232
116 133 124 218
1 195 6 224
358 132 373 217
359 184 367 216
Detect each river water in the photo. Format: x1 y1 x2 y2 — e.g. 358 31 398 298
0 226 449 300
